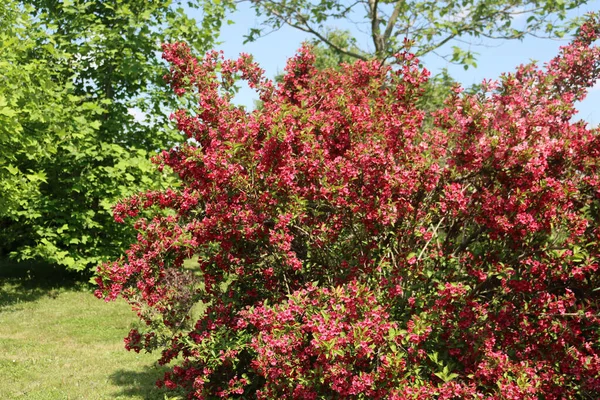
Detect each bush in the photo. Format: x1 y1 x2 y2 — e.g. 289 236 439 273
97 16 600 399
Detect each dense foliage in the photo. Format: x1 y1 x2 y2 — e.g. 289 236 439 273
0 0 231 271
98 16 600 399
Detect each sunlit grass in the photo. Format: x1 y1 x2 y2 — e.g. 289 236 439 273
0 260 181 400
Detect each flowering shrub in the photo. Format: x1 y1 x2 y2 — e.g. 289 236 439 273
97 15 600 399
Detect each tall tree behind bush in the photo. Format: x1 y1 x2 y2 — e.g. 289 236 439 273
0 0 232 271
246 0 592 67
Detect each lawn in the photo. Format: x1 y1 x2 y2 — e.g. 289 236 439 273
0 260 179 400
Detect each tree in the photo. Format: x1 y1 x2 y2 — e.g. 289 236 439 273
306 27 367 69
0 0 233 271
97 15 600 398
0 1 101 267
246 0 591 66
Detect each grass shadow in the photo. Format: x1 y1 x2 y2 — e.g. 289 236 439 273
109 366 181 399
0 258 90 311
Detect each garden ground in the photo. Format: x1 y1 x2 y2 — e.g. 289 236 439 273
0 260 179 400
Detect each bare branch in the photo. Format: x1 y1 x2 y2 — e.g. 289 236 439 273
415 32 459 57
368 0 382 55
258 2 369 61
383 0 404 45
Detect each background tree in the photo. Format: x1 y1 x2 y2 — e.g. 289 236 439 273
247 0 591 67
0 1 100 268
307 27 367 69
0 0 233 271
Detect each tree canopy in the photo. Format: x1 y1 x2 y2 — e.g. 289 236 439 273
0 0 233 271
246 0 592 66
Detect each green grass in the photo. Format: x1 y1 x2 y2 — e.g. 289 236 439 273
0 260 178 400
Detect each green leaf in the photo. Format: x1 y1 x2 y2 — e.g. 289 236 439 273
4 165 19 175
0 104 16 117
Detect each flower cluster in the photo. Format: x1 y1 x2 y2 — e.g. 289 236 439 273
96 15 600 399
241 282 405 399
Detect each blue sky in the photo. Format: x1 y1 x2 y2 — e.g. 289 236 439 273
190 2 599 126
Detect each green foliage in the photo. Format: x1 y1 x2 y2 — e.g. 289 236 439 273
0 0 233 271
309 28 366 70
